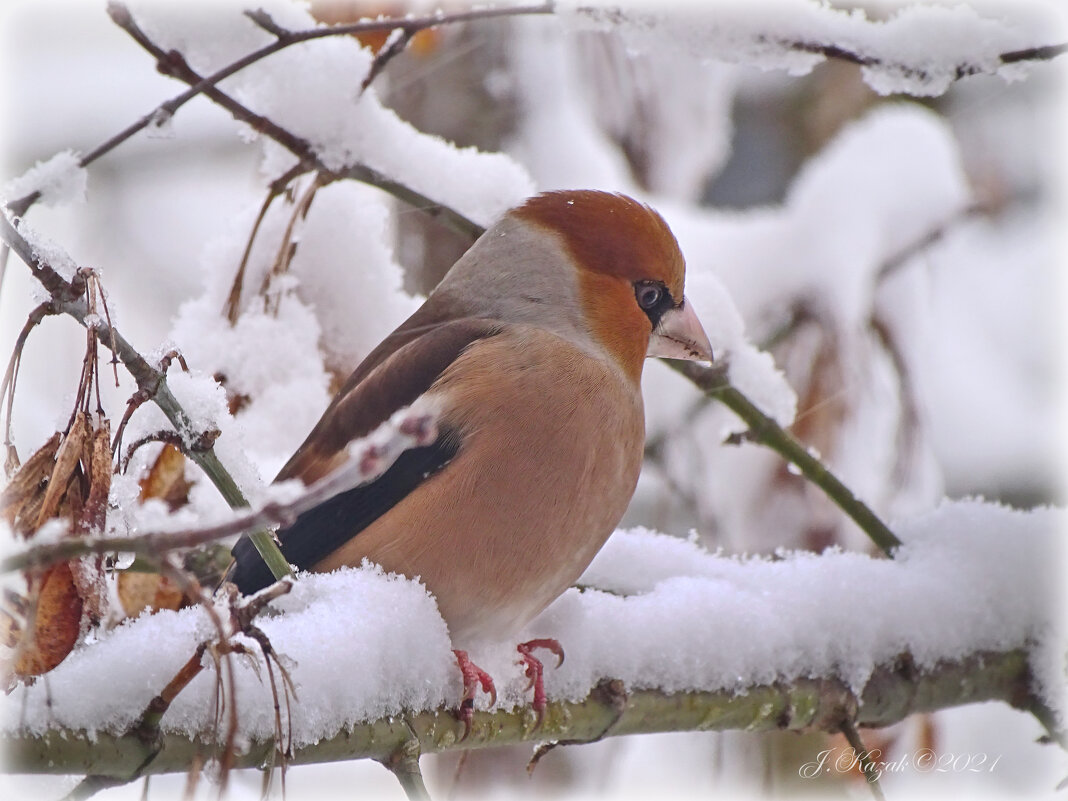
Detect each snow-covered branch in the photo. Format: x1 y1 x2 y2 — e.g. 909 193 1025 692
572 2 1066 96
3 503 1062 785
2 648 1042 778
4 2 551 221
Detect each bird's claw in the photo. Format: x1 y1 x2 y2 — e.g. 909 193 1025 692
453 649 496 740
516 638 565 728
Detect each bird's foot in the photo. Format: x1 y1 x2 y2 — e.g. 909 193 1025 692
516 638 565 728
452 649 496 740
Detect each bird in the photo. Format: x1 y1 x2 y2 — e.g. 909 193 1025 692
226 189 713 729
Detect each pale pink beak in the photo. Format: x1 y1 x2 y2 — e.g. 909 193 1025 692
646 296 713 362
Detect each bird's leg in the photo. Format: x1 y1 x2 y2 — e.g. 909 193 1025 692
516 638 565 726
452 649 496 739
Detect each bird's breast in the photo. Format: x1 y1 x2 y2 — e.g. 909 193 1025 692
314 326 645 645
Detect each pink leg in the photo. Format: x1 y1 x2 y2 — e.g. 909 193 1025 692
452 649 496 739
516 638 565 727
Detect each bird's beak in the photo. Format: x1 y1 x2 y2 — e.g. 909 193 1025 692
647 296 714 362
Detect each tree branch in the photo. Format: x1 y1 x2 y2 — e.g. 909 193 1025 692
0 407 439 575
3 648 1047 778
665 359 903 556
106 4 485 241
782 37 1067 80
0 212 252 503
4 2 552 220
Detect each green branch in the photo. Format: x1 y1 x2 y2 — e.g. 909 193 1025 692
0 213 292 582
3 648 1045 778
665 359 903 556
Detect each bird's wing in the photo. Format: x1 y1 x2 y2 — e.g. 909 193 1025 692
226 318 501 594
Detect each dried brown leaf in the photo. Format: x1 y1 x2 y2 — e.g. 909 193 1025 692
11 563 83 678
2 415 117 681
116 571 185 618
0 432 61 532
138 442 192 510
34 413 89 529
79 417 112 534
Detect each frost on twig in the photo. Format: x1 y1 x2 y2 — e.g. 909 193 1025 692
1 403 441 575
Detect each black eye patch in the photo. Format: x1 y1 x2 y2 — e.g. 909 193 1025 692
633 280 675 327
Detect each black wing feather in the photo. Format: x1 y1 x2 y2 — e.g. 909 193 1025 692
224 314 499 595
228 434 459 594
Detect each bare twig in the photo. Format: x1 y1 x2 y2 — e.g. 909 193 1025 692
120 430 200 474
876 203 986 283
0 213 249 507
112 350 189 464
0 211 296 585
360 27 418 95
380 729 431 801
838 720 887 801
527 678 628 773
1 301 58 472
258 172 327 316
224 163 307 324
869 314 923 492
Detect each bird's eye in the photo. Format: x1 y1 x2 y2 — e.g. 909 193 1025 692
635 282 663 311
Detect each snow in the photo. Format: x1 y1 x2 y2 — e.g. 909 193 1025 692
4 499 1063 746
682 268 797 427
281 182 421 374
639 103 974 550
6 216 81 285
0 0 1063 795
1 150 86 208
675 103 972 334
914 210 1063 496
125 0 535 227
561 0 1063 97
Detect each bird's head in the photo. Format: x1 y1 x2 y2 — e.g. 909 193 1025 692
434 189 713 384
511 190 713 382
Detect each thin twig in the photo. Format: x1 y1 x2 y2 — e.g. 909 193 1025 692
360 28 418 94
224 163 307 324
876 203 985 283
113 351 188 463
380 727 431 801
773 35 1067 83
1 407 439 574
65 573 293 800
258 172 327 315
0 213 248 501
0 211 296 585
838 720 887 801
1 301 58 471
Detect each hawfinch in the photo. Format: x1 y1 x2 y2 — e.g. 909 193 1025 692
227 190 713 724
